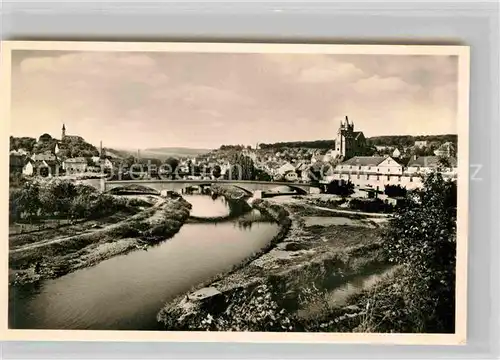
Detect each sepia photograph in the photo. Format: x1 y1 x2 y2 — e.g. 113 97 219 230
1 41 469 344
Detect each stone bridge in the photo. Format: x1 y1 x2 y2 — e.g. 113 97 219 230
101 179 320 197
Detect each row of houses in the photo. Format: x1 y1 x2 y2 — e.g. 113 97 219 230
253 155 457 190
10 153 117 177
325 155 457 190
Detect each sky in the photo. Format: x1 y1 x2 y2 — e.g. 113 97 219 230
10 50 458 150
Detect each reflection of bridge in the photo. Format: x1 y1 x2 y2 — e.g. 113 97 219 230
101 179 320 197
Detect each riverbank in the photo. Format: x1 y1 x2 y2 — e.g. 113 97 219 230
9 195 192 286
157 195 390 331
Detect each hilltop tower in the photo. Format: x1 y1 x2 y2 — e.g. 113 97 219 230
61 124 66 139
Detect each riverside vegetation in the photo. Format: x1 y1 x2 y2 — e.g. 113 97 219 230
9 178 192 286
158 173 456 334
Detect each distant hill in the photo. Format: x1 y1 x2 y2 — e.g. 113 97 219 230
102 148 129 159
259 135 457 150
138 147 212 159
367 134 457 147
10 134 100 158
259 140 335 150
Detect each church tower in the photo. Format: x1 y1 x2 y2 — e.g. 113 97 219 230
334 115 355 159
61 124 66 139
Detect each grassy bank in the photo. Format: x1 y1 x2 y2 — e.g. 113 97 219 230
9 196 192 286
157 196 388 331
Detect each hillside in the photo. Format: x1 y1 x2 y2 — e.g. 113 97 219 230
9 136 37 152
11 135 100 158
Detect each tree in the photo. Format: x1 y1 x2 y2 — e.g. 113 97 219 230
384 184 407 198
383 172 457 332
325 180 354 196
163 157 180 178
15 181 42 222
39 185 58 218
212 165 222 178
437 157 451 169
255 169 272 182
225 154 255 180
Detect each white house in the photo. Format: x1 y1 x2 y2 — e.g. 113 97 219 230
414 140 428 148
328 156 408 191
335 156 403 175
23 159 59 177
284 171 299 182
277 162 296 176
322 149 338 162
100 158 114 169
392 148 401 158
22 160 35 176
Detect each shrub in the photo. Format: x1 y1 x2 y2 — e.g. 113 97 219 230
325 180 354 196
195 283 298 332
347 172 457 333
348 198 395 213
384 184 407 198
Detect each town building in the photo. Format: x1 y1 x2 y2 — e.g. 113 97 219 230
31 152 57 162
63 157 88 174
23 159 60 177
326 155 457 191
406 156 457 176
414 140 428 148
434 142 456 158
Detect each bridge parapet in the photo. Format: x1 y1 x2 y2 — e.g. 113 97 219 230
103 179 319 195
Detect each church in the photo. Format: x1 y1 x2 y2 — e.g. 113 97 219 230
330 116 367 160
61 124 85 142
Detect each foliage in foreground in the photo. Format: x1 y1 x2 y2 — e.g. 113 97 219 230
188 283 298 332
352 172 457 333
9 179 140 224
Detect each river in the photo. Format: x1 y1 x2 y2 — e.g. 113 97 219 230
9 194 279 330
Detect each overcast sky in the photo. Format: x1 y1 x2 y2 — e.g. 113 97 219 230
10 50 458 150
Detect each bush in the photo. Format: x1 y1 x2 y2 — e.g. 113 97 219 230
195 283 298 332
348 198 395 213
347 173 457 333
325 180 354 196
384 184 407 198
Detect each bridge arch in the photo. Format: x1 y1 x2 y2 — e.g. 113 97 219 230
285 185 309 195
